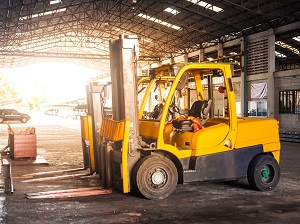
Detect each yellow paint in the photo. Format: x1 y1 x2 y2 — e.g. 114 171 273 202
121 119 130 193
194 73 204 100
164 123 173 143
169 121 231 157
80 115 89 139
100 118 127 141
235 118 280 149
79 115 96 172
270 149 281 163
139 120 160 139
87 115 95 172
100 118 131 193
137 76 151 86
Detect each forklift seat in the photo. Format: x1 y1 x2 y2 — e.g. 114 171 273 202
172 99 212 132
189 100 205 117
189 99 212 121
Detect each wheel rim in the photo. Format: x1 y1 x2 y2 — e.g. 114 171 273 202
260 164 275 184
133 156 178 199
151 168 166 186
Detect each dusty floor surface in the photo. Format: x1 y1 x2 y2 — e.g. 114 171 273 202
0 111 299 224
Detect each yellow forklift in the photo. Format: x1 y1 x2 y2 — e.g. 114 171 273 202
82 35 281 200
81 65 176 176
80 81 112 174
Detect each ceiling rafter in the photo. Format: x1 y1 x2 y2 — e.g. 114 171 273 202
0 0 298 70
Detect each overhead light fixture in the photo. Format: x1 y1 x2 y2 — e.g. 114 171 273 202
292 36 300 42
19 8 66 20
164 7 180 15
50 0 61 5
142 37 152 43
275 41 300 56
186 0 223 13
275 51 287 58
137 13 181 30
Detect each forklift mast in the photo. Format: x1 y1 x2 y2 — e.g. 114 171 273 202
81 81 111 173
107 35 140 190
109 35 139 150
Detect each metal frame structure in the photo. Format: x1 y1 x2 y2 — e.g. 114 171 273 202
0 0 299 72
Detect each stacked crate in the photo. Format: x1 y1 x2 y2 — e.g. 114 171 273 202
8 125 37 160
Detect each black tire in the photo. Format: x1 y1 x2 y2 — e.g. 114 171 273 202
20 117 28 123
132 155 178 200
247 155 280 191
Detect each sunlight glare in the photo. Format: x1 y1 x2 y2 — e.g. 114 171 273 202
1 62 101 104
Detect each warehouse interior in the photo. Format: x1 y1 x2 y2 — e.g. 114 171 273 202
0 1 300 223
0 0 299 134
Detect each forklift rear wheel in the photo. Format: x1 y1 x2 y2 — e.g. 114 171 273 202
132 155 178 200
247 155 280 191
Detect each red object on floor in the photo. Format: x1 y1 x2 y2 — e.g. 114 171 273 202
9 133 37 160
26 188 113 199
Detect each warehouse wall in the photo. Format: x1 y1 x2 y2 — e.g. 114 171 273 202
147 23 300 133
245 30 274 119
274 70 300 132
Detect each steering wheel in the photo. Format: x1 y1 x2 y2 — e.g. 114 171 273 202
168 102 180 119
171 102 180 113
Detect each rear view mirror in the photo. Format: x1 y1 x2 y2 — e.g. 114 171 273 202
176 73 188 91
218 86 225 94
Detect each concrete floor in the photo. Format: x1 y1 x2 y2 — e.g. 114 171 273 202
0 112 299 224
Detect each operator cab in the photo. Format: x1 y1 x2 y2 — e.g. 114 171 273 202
139 64 234 153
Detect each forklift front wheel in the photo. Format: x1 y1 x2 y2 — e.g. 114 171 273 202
132 155 178 200
20 117 28 123
247 155 280 191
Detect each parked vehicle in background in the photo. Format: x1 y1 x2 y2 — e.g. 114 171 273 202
71 111 87 120
44 109 58 116
0 109 31 123
57 109 78 119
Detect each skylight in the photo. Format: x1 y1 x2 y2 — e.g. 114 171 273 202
275 51 287 58
19 8 66 21
164 7 180 15
293 36 300 42
275 41 300 56
141 37 153 43
186 0 223 13
137 13 181 30
50 0 61 4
